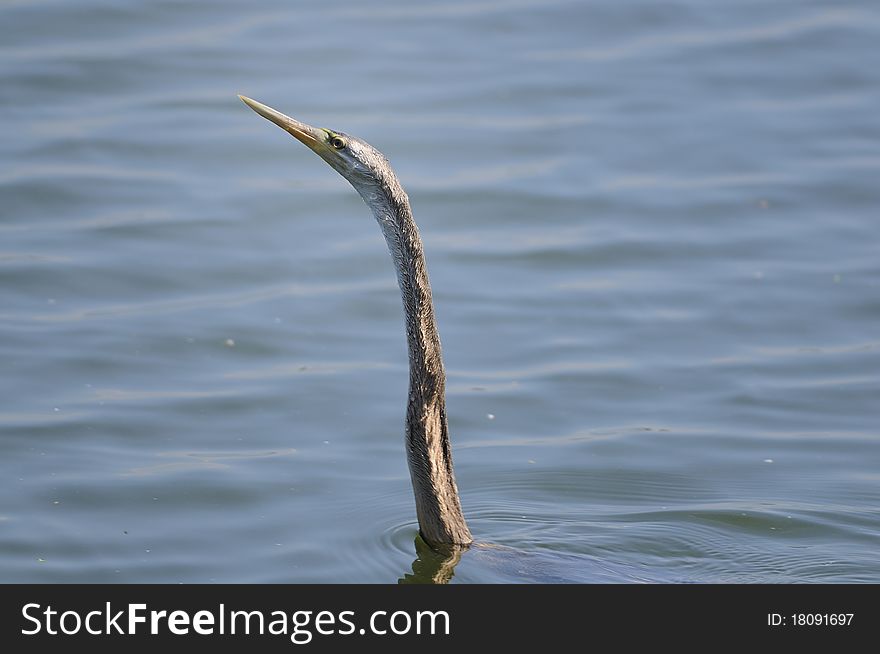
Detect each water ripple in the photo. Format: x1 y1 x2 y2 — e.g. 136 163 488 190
528 9 873 62
0 279 388 323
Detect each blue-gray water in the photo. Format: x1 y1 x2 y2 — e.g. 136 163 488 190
2 0 879 583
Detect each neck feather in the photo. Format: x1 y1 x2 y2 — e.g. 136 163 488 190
357 175 472 547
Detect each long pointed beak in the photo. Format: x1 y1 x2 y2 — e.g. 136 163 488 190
238 95 324 150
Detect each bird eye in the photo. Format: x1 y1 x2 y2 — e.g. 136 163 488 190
330 136 346 150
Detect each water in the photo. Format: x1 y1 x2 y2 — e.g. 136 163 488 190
1 0 878 583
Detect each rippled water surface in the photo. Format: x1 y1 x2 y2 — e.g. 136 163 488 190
2 0 879 583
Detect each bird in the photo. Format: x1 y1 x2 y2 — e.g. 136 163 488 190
239 95 472 549
236 97 660 584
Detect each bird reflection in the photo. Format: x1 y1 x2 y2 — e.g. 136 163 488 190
398 535 464 584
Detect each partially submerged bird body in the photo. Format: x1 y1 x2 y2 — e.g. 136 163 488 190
239 96 472 547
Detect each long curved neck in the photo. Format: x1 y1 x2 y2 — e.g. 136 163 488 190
357 175 472 547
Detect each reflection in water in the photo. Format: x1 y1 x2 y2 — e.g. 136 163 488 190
398 535 661 583
398 536 463 585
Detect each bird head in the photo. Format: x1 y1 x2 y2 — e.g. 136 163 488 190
238 95 392 195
